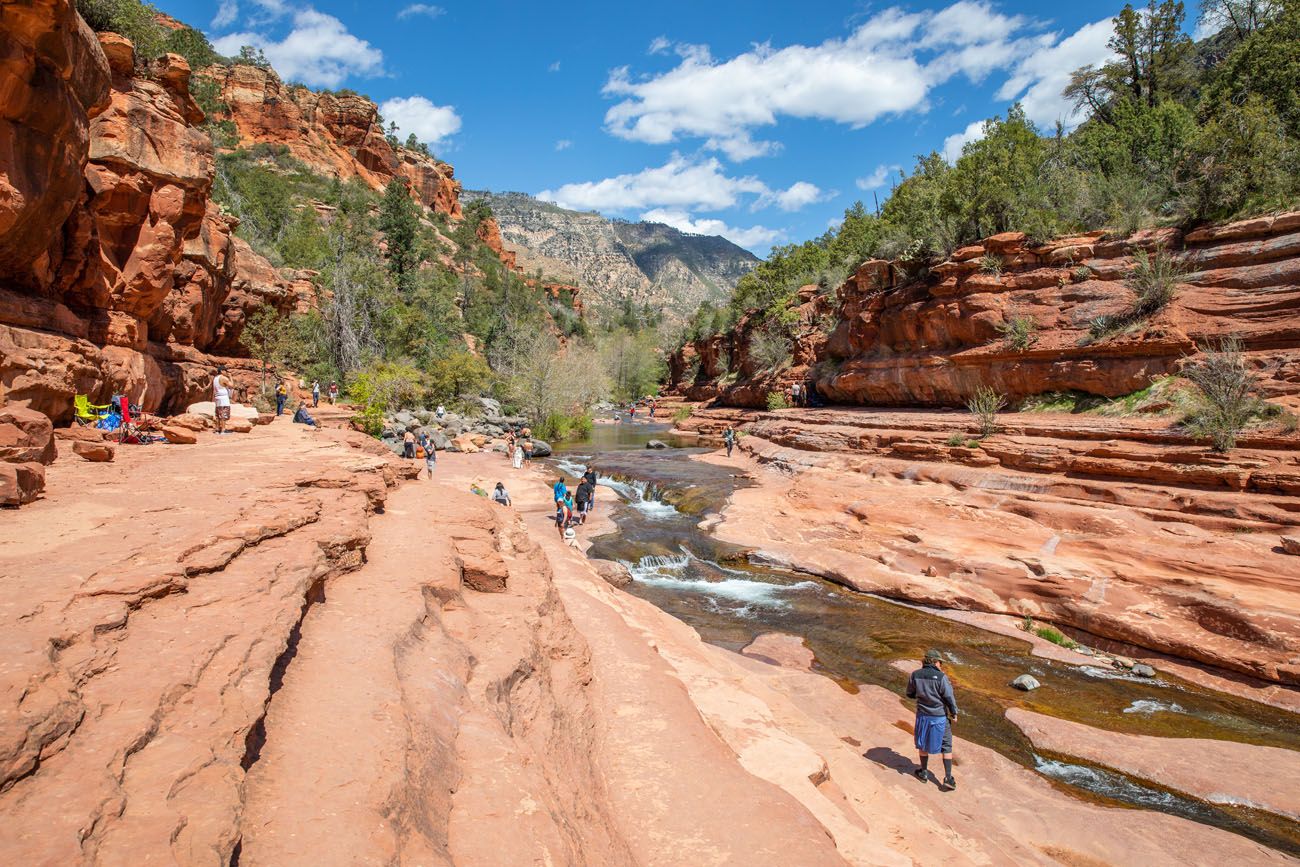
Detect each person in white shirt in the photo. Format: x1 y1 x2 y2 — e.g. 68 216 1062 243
213 366 232 434
436 404 446 419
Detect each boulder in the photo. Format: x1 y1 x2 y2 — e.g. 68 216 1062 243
646 439 668 450
451 433 481 454
591 559 633 588
72 440 115 462
530 439 553 458
225 417 254 434
161 425 197 444
1010 674 1041 691
0 463 46 506
1111 656 1136 670
466 396 502 416
1282 536 1300 556
1131 664 1156 678
253 412 275 426
168 413 211 431
0 407 57 465
454 538 509 593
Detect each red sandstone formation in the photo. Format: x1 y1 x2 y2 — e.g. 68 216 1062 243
205 63 464 219
0 18 298 423
674 217 1300 410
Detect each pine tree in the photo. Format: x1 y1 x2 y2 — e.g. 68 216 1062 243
378 178 419 292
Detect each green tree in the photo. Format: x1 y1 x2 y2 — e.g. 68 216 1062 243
242 308 291 394
426 350 493 403
378 178 420 292
1200 1 1300 138
76 0 165 62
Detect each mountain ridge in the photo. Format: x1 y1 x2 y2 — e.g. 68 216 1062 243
463 189 760 320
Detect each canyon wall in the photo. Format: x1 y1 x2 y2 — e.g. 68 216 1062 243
0 14 305 422
673 218 1300 410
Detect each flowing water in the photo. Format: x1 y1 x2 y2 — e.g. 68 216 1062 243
548 421 1300 855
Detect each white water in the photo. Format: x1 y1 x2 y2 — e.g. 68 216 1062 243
624 553 817 610
1123 699 1186 715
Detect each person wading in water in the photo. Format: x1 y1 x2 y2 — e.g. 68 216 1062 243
907 648 959 791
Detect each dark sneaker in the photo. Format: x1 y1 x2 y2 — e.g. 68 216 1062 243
913 768 928 783
942 775 957 790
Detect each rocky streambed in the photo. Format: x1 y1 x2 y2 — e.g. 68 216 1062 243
550 421 1300 856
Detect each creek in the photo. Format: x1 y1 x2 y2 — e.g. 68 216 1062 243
549 420 1300 856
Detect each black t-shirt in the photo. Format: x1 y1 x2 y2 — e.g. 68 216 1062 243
575 481 592 506
583 470 597 487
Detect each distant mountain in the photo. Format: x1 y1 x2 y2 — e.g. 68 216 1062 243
462 190 760 320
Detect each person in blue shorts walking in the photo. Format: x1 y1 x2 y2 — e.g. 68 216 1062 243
906 648 959 790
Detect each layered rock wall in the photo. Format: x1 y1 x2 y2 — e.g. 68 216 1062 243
0 12 303 422
675 216 1300 409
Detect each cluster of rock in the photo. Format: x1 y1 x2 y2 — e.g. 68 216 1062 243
376 398 551 457
671 215 1300 410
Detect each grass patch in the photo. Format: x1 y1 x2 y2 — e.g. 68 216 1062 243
672 405 693 423
946 433 967 447
766 391 791 411
979 254 1004 276
995 316 1038 351
1021 616 1078 649
1088 246 1187 341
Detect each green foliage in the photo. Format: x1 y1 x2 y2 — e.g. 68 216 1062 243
599 328 664 402
425 349 493 403
163 26 225 69
349 360 424 415
1126 245 1185 316
379 179 420 291
995 316 1038 351
242 307 292 394
672 405 693 423
750 324 794 372
766 391 791 411
1200 1 1300 139
1180 95 1299 221
76 0 164 62
979 255 1004 275
537 412 594 442
946 433 967 447
966 385 1006 437
1181 336 1269 450
1035 625 1079 648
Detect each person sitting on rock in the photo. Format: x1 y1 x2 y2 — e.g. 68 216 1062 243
907 649 960 791
492 482 511 506
292 404 316 426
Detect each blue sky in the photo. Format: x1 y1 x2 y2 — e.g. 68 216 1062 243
161 0 1138 254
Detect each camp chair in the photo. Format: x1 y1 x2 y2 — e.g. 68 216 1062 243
73 394 112 425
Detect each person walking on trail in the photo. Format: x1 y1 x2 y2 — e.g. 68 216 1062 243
555 495 572 539
512 440 524 470
582 467 598 509
907 649 959 791
311 380 320 407
792 382 803 407
403 429 416 459
552 477 567 506
723 426 735 458
328 382 338 404
424 442 437 479
212 366 232 435
505 428 516 461
492 482 511 506
522 434 534 466
275 381 288 416
574 478 592 524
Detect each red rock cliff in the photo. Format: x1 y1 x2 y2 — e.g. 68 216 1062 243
675 218 1300 410
1 7 306 422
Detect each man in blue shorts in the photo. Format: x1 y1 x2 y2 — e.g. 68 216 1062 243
906 648 959 790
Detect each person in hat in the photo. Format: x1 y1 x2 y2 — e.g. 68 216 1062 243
906 648 959 790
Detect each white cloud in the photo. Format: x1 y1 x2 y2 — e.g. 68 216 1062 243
648 35 672 55
856 164 901 190
603 1 1045 160
996 17 1115 130
555 139 573 151
537 154 772 213
766 181 830 212
639 208 782 251
942 119 985 162
548 60 561 72
212 0 239 29
212 9 383 87
397 4 444 20
380 95 461 145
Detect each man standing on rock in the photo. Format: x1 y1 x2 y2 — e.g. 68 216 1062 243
723 426 735 458
311 380 320 407
907 649 959 791
212 366 232 435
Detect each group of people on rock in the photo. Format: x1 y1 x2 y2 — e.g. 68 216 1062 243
551 467 598 547
308 380 339 407
788 379 820 407
503 427 535 469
